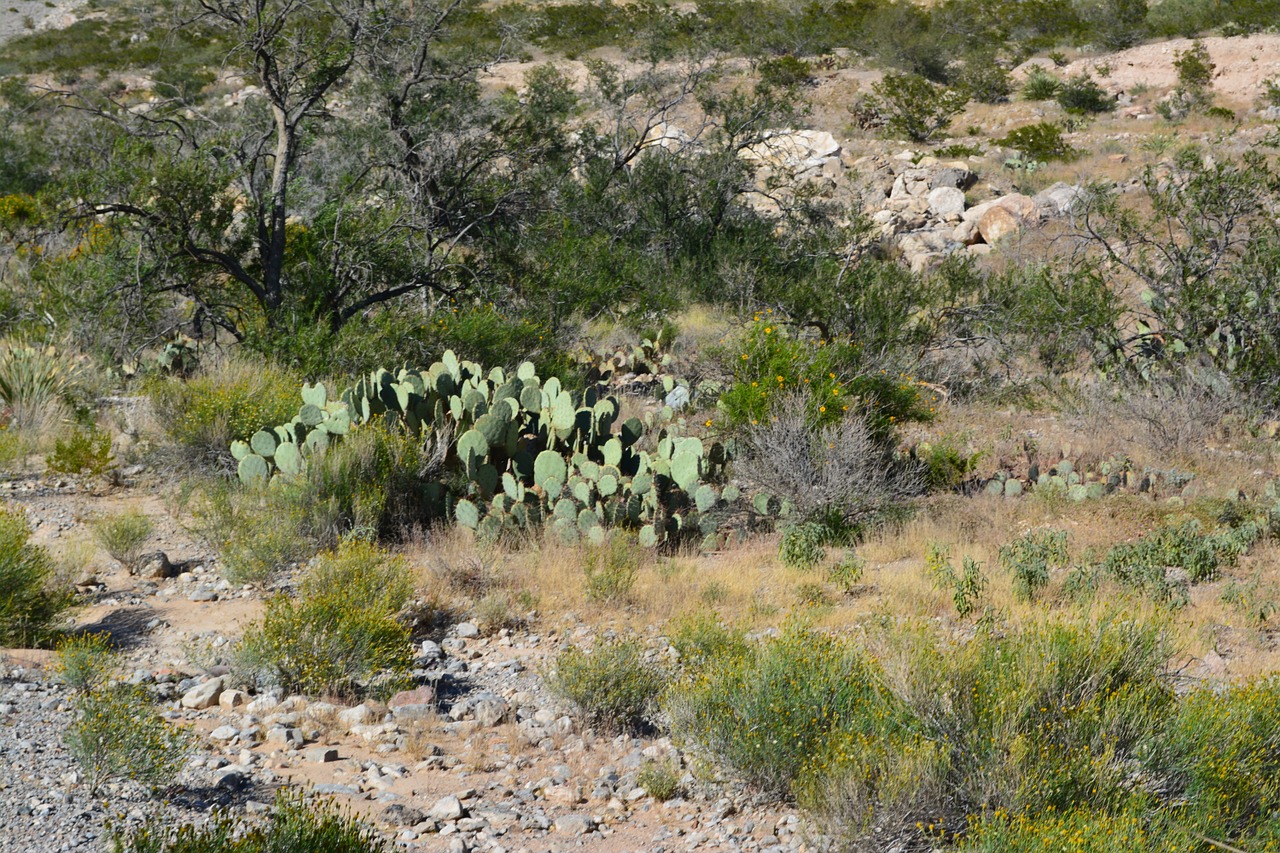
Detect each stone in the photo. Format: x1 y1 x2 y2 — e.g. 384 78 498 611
930 166 977 191
209 725 238 742
429 795 466 822
338 703 374 730
389 686 436 722
993 192 1037 220
739 129 840 176
927 186 966 218
218 689 248 711
978 205 1024 245
553 813 597 835
454 622 480 639
180 676 225 710
952 218 982 245
1033 182 1085 216
136 551 177 579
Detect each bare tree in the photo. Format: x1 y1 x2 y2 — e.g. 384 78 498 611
735 393 922 525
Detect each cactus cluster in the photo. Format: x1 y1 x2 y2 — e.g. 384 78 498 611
230 351 744 548
984 456 1197 502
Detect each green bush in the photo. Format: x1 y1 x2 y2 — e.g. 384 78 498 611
546 639 663 733
667 611 747 669
92 510 154 570
111 788 390 853
236 540 414 699
998 122 1079 162
1022 68 1062 100
667 624 902 797
66 684 191 796
1173 39 1214 98
1161 678 1280 837
779 522 826 570
45 426 114 477
958 59 1013 104
54 632 118 693
0 503 71 645
0 339 87 431
717 318 936 436
636 759 682 802
926 543 986 618
869 73 970 142
827 549 865 593
1101 519 1259 604
918 435 984 491
582 534 642 603
998 528 1069 601
1056 74 1115 114
961 802 1199 852
195 481 316 585
147 357 299 469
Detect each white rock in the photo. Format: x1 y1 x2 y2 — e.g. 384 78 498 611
429 795 466 822
927 186 966 218
181 677 225 710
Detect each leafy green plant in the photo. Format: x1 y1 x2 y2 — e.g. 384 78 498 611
583 533 642 603
110 788 390 853
1056 74 1114 114
45 426 114 477
1101 519 1259 604
92 510 153 570
827 549 865 594
54 632 119 694
236 540 414 699
869 73 970 142
667 611 747 669
927 543 986 618
636 759 682 802
998 529 1069 601
0 504 71 645
1173 39 1214 101
779 522 826 570
546 639 664 733
918 435 984 491
998 122 1078 162
0 339 86 431
66 684 191 796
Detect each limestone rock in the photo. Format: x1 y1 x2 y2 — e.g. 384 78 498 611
927 186 966 218
978 205 1024 245
181 676 225 710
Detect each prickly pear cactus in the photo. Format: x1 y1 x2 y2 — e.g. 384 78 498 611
232 351 760 548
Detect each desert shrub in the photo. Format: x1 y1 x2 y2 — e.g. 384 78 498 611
546 639 664 733
0 339 87 432
1022 68 1062 100
1074 0 1149 49
637 759 682 802
45 426 114 477
582 533 642 603
757 55 812 89
734 394 924 532
961 802 1198 852
958 59 1013 104
66 684 191 796
54 632 118 694
998 122 1078 162
1101 519 1259 603
868 73 970 142
236 540 414 699
1056 74 1114 114
808 615 1172 841
147 356 299 469
1161 678 1280 838
1173 39 1214 102
299 421 449 543
111 788 389 853
194 482 316 585
827 549 865 593
917 434 984 491
926 543 986 618
667 625 903 797
779 522 826 569
667 611 747 669
998 528 1069 601
92 510 153 570
1116 369 1240 455
0 504 72 645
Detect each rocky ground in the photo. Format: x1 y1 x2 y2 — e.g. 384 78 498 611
0 473 815 853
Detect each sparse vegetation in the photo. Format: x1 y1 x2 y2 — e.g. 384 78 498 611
0 503 72 645
91 510 153 570
546 639 664 733
65 682 191 796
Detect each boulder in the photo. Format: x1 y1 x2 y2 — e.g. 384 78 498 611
992 192 1037 220
740 129 840 175
136 551 178 579
389 686 436 722
978 206 1023 244
930 166 977 191
181 676 225 710
429 795 466 822
927 186 966 218
1033 182 1085 216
